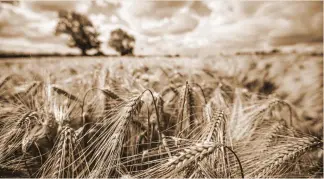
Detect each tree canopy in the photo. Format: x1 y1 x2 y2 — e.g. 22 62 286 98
55 10 101 55
108 28 135 56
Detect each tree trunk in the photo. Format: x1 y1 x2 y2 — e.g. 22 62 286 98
95 50 104 56
120 49 133 56
81 48 87 56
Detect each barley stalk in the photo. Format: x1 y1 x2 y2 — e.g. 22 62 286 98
160 85 179 98
208 110 226 142
0 75 13 90
176 82 198 138
102 88 124 102
262 121 286 148
43 125 88 178
135 142 219 178
166 142 217 169
255 136 322 178
51 127 66 178
175 84 187 136
52 86 81 103
186 83 196 131
0 111 38 161
86 96 143 177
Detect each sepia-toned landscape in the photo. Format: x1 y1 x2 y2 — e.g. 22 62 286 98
0 0 323 178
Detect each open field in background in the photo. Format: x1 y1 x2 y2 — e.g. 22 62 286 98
0 54 322 178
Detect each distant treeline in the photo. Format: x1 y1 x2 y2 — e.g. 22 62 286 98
235 49 323 56
0 52 181 59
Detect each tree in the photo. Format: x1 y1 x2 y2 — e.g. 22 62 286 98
108 28 135 56
55 10 101 56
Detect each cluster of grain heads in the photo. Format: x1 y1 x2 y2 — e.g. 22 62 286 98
0 57 322 178
40 125 88 178
133 141 244 178
133 142 219 178
191 109 234 178
246 134 322 178
175 82 205 138
84 95 144 177
0 110 38 163
21 112 58 161
229 96 294 142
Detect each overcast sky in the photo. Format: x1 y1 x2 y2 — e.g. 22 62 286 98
0 0 322 55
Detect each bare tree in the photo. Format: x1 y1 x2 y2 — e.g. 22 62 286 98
55 10 102 56
108 28 135 56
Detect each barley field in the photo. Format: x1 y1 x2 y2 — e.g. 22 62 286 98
0 54 322 178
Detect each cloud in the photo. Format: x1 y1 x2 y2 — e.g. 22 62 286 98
0 3 58 40
0 0 121 54
173 1 323 54
0 3 74 53
21 1 81 13
249 2 323 46
117 0 323 54
0 1 322 55
119 1 211 36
